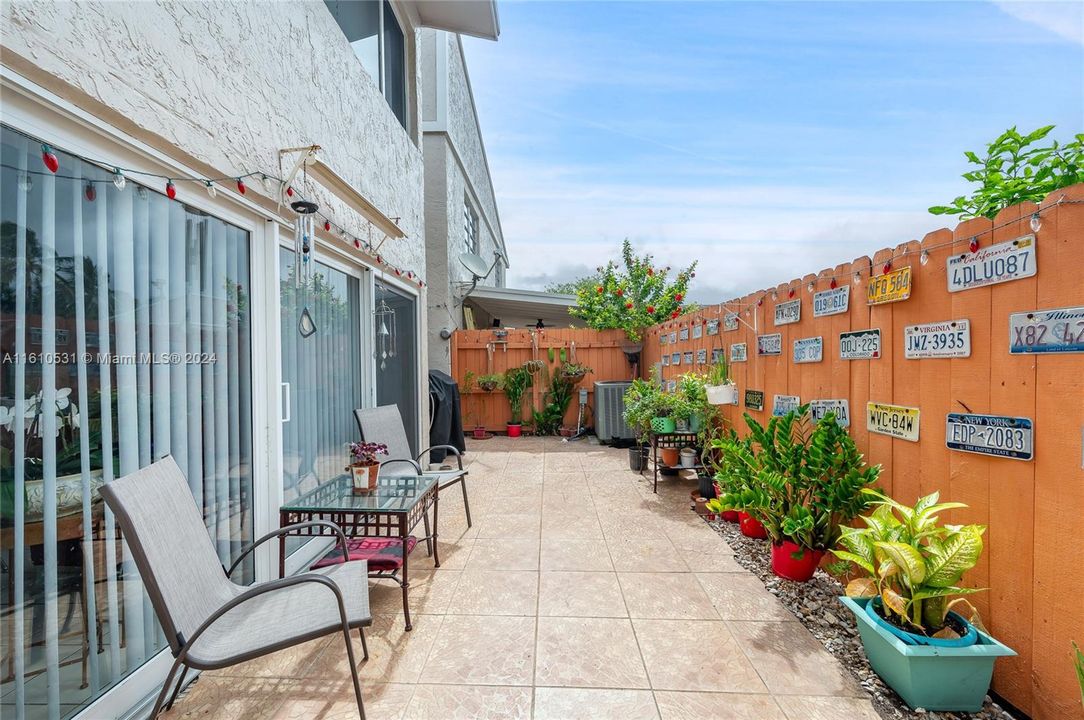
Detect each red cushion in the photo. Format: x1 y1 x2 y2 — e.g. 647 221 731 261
311 536 418 572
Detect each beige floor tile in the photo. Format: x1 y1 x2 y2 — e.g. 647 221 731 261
465 537 540 571
682 550 746 574
774 695 880 720
432 538 474 570
541 511 605 538
540 537 614 571
535 616 650 689
726 621 863 697
161 676 295 719
694 574 796 622
269 679 414 720
618 573 719 620
420 614 536 685
447 570 539 615
213 637 329 679
403 684 532 719
534 687 659 719
654 691 786 719
538 571 628 617
606 536 690 573
472 512 542 538
633 619 767 693
303 613 443 685
368 568 462 615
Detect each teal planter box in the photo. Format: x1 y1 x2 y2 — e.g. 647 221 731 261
840 597 1015 712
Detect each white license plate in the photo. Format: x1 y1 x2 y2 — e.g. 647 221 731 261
692 324 703 339
679 328 689 341
809 399 850 427
706 319 719 335
757 333 782 356
947 235 1036 292
730 343 747 362
712 348 725 363
867 402 920 442
904 320 971 359
793 336 823 363
671 353 680 365
772 395 800 416
774 299 801 326
683 352 694 364
840 329 881 359
946 413 1033 461
696 349 707 364
662 355 669 366
813 286 849 317
724 313 739 331
1009 306 1084 354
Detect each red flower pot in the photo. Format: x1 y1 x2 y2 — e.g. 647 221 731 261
506 423 522 438
721 510 740 523
738 511 768 539
770 539 825 582
472 426 487 439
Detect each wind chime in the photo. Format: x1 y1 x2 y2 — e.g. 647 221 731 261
374 290 397 370
292 199 319 338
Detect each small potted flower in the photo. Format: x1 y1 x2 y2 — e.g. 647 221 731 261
346 441 388 494
559 361 592 384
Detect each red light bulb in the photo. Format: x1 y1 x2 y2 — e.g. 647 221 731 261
236 178 246 195
41 144 59 173
84 184 96 202
166 180 177 200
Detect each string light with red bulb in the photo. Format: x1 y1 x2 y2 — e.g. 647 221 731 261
166 180 177 200
236 178 246 195
969 237 979 253
40 144 59 173
84 184 96 202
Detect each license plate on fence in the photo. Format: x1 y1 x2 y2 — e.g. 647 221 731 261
810 399 850 427
946 413 1033 461
1009 306 1084 354
813 286 849 317
724 313 739 331
774 299 801 326
947 235 1036 292
757 333 782 356
904 320 971 359
867 402 920 441
840 329 881 359
793 336 823 363
730 343 747 362
772 395 800 416
745 389 765 411
867 266 912 305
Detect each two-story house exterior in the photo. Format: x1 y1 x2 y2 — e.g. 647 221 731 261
0 2 497 718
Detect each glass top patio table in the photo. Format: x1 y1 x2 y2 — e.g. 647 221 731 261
280 471 460 514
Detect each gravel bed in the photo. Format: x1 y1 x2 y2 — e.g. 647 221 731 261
705 516 1017 720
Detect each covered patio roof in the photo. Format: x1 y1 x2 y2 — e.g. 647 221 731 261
464 286 577 329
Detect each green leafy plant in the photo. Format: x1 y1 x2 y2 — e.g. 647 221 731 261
705 358 731 386
1073 641 1084 708
711 407 880 553
462 370 476 393
502 366 532 425
477 373 503 392
929 126 1083 219
622 377 663 443
570 239 697 341
834 490 986 639
559 361 592 382
532 366 577 435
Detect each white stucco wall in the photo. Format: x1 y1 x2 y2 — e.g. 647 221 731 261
420 29 505 372
1 0 426 275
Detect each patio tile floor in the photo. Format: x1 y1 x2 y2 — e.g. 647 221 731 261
162 437 876 719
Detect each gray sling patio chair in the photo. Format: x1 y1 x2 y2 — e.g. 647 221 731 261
355 405 471 528
99 456 372 719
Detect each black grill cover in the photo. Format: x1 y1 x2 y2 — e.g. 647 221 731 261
429 369 466 462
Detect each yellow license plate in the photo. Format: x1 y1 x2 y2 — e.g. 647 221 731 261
867 266 912 305
866 402 921 442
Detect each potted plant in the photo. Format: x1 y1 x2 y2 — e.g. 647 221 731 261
712 407 879 579
704 358 737 405
650 392 677 435
834 490 1015 711
622 378 659 471
464 409 487 440
531 367 576 436
502 366 532 438
477 373 503 392
559 361 592 384
461 370 476 393
676 372 713 433
345 441 388 494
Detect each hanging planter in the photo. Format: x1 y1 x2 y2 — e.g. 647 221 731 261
705 383 738 405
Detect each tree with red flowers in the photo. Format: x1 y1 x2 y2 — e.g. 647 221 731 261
569 239 696 341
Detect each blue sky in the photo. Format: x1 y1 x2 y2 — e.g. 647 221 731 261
462 1 1083 302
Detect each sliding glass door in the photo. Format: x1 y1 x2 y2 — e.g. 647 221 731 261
374 279 418 455
0 125 254 720
279 248 364 555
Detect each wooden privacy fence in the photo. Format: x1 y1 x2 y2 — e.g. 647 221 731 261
642 185 1084 720
451 328 634 431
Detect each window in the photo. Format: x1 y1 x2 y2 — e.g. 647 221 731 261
325 0 407 130
464 197 479 256
0 124 254 719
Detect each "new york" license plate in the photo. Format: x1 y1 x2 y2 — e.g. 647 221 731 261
946 413 1033 461
904 319 971 359
1009 306 1084 354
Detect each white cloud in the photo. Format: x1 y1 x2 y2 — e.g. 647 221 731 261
993 1 1084 45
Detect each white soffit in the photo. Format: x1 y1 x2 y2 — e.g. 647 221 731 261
411 0 500 40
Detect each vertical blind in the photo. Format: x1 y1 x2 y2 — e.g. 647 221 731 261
0 126 253 720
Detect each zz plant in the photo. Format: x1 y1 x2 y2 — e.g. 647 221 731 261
834 489 986 639
712 406 880 553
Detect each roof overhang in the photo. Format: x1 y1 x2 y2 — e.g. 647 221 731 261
410 1 500 40
465 286 576 326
